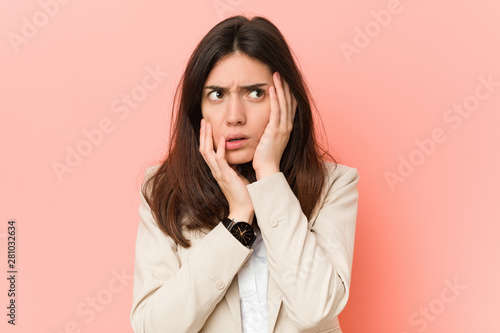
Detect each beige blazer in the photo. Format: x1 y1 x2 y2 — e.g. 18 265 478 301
130 162 359 333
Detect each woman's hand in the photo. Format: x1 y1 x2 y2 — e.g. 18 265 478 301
253 72 297 180
199 119 254 224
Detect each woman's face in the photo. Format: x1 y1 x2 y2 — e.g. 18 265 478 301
201 52 274 165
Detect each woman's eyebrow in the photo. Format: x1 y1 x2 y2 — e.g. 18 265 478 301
204 83 269 90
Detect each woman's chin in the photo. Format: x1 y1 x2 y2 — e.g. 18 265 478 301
225 151 253 166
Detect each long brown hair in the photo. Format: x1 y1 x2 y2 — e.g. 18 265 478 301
142 15 335 248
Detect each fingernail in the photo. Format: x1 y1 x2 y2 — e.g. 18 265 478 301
276 72 280 79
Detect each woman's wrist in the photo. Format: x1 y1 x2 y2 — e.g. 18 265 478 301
255 166 280 181
228 210 254 225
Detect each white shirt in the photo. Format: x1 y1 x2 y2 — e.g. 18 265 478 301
237 226 269 333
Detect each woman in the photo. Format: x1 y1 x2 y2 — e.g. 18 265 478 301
131 15 359 333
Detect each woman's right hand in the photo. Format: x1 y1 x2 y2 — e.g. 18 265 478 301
199 119 255 224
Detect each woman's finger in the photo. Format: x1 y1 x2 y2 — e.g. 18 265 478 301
201 122 221 179
292 94 297 116
199 119 205 154
216 136 244 183
282 79 293 126
199 119 210 163
215 136 227 170
205 120 214 153
273 72 288 129
268 85 280 127
284 80 297 130
290 95 297 130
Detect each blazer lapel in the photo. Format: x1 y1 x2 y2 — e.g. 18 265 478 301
267 274 283 332
224 275 243 333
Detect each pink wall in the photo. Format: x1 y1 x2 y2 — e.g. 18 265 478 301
2 0 499 332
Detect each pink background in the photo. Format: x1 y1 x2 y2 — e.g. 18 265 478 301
2 0 499 332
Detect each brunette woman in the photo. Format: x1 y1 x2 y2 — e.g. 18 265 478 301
131 15 359 333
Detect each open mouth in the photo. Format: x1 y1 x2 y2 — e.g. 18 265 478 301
225 137 248 150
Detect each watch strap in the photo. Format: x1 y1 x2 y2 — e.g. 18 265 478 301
222 217 236 229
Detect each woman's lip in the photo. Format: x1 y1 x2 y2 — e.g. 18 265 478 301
225 138 248 150
225 133 248 141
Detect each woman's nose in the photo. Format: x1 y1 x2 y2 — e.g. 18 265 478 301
225 96 246 125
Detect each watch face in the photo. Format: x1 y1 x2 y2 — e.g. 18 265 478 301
230 222 254 246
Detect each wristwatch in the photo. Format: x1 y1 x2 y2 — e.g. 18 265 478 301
222 217 256 248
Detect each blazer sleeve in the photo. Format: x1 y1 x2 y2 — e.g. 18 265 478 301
130 167 253 333
246 163 359 330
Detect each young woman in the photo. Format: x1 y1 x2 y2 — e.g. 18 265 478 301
131 15 359 333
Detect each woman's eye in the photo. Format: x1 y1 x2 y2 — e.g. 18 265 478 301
208 90 224 101
248 89 265 99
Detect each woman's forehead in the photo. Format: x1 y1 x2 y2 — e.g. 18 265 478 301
205 53 273 87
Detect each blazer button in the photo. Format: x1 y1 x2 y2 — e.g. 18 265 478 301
270 219 279 228
216 281 225 290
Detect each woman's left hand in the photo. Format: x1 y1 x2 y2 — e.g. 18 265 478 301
253 72 297 180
